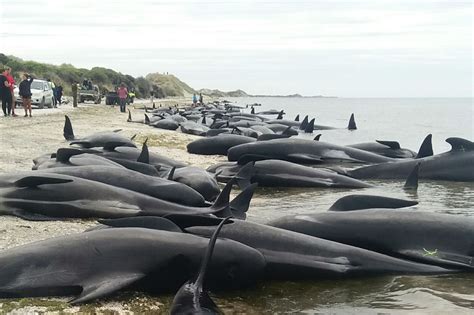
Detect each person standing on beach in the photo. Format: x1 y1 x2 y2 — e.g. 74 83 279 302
47 79 57 107
192 93 197 106
199 93 203 105
117 83 128 113
19 73 34 117
72 82 78 107
5 67 17 116
0 67 13 117
56 86 63 105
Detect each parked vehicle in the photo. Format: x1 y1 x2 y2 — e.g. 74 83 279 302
105 91 119 105
14 79 55 109
78 85 101 104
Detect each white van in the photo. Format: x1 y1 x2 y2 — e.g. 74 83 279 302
14 79 55 109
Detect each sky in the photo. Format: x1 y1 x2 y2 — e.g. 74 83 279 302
0 0 472 97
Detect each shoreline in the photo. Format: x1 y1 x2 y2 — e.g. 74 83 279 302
0 99 228 313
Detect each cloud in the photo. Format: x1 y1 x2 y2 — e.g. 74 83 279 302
0 0 471 96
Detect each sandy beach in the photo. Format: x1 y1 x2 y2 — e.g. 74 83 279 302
0 99 233 313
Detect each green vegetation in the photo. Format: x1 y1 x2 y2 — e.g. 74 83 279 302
0 54 249 99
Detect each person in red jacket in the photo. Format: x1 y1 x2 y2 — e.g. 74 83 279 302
117 83 128 113
5 67 17 116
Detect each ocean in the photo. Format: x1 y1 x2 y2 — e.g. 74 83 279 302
219 97 474 314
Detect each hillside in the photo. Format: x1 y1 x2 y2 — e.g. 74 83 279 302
197 88 248 98
0 54 249 99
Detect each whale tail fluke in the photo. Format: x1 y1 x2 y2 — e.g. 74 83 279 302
169 218 229 314
416 134 433 158
234 161 256 189
348 113 357 130
404 162 420 190
211 178 255 220
63 115 75 140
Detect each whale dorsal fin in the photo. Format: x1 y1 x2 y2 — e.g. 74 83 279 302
404 162 420 190
144 114 150 125
127 109 132 122
304 118 315 133
416 134 433 158
167 167 176 180
446 137 474 152
56 148 87 162
294 114 300 122
63 115 75 140
299 115 309 130
137 139 149 164
348 113 357 130
376 140 401 150
15 176 73 187
314 134 322 141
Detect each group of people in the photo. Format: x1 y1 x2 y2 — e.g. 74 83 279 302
0 66 34 117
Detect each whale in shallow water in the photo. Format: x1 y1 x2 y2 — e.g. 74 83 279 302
97 215 452 280
215 160 372 189
227 138 395 165
347 137 474 181
268 209 474 270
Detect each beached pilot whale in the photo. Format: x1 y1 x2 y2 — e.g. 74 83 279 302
63 115 136 148
0 173 253 220
41 165 207 206
347 137 474 181
98 215 452 280
214 160 372 189
187 134 256 156
227 138 395 165
0 227 265 303
268 209 474 270
327 194 418 211
346 134 433 159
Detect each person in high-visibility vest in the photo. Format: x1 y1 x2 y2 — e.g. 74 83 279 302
128 89 135 104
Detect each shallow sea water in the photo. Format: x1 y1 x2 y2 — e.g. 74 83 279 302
222 97 474 313
0 98 473 313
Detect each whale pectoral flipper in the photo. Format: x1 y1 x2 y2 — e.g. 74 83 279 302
70 273 145 304
286 154 322 164
14 176 73 187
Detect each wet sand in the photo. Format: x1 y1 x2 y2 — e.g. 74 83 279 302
0 100 230 313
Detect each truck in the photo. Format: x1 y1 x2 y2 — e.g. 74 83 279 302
78 85 102 104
